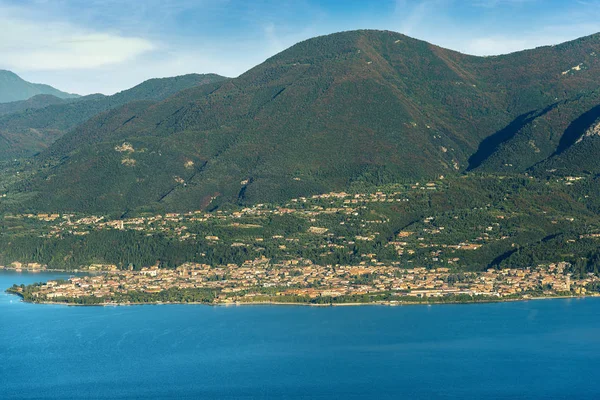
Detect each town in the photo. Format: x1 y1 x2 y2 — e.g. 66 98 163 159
4 175 600 305
8 258 599 305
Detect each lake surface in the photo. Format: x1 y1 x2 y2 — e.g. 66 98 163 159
1 270 599 399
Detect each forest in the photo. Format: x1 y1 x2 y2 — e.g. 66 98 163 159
2 173 600 275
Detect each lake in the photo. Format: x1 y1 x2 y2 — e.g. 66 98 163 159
1 270 599 399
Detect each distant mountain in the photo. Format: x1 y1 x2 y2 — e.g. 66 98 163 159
0 70 78 103
0 94 70 116
15 30 600 213
0 73 228 159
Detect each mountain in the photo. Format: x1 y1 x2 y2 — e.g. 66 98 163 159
15 30 600 213
531 120 600 176
464 36 600 175
467 89 600 174
0 70 78 103
0 94 70 116
0 73 228 159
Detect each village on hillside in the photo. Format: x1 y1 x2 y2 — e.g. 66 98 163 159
4 177 600 305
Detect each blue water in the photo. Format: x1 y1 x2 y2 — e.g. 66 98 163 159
1 271 600 399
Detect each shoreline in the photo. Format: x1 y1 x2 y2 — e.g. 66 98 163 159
4 268 597 308
0 267 98 273
5 291 596 308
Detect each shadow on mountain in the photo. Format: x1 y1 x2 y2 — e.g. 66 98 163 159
489 234 560 267
553 103 600 156
467 104 557 171
489 248 518 267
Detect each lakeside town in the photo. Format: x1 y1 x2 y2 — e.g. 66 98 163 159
3 176 596 271
7 258 600 305
4 176 600 305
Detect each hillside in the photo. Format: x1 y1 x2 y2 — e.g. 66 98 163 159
0 73 228 159
465 35 600 175
468 89 600 174
4 174 600 279
0 94 71 116
14 30 600 213
532 129 600 176
0 70 78 103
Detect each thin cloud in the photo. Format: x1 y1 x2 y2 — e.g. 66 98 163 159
394 0 449 36
390 0 600 56
0 5 154 71
471 0 538 7
5 0 600 95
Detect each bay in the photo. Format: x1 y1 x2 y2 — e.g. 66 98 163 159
1 270 599 399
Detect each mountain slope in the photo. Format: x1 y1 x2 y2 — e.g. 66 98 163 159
0 73 228 159
0 94 71 116
531 119 600 176
468 90 600 173
0 70 78 103
17 30 600 213
466 34 600 173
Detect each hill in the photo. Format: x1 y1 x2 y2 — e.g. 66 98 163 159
0 70 78 103
464 35 600 175
4 174 600 279
467 89 600 174
0 73 228 159
14 30 600 213
0 94 70 116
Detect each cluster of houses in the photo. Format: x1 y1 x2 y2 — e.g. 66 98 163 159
22 258 598 304
5 184 479 273
5 181 600 302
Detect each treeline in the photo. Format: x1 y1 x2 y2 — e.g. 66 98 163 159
12 286 218 305
0 230 256 270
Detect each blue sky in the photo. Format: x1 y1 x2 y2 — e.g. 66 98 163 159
1 0 600 95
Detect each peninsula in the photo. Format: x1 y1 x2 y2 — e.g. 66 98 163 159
7 260 599 306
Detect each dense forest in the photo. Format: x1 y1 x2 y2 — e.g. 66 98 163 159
2 174 600 275
4 30 600 213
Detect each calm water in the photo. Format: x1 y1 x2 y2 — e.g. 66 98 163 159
1 271 599 399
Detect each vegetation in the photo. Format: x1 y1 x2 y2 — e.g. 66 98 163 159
3 31 600 305
7 284 217 305
0 70 78 103
4 30 600 213
0 94 70 116
3 174 600 275
0 73 227 160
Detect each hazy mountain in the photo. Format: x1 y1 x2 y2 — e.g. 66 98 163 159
0 70 78 103
17 30 600 213
0 94 71 116
0 73 228 159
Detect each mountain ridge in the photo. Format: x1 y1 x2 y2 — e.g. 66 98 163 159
0 70 79 103
0 94 71 116
12 29 600 213
0 73 228 159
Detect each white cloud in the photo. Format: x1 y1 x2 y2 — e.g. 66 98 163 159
453 21 600 56
0 5 154 71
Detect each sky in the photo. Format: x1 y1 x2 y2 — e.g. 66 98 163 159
1 0 600 95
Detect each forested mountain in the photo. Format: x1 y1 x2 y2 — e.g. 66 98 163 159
0 73 227 159
468 89 600 174
0 94 71 116
11 30 600 213
0 70 78 103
